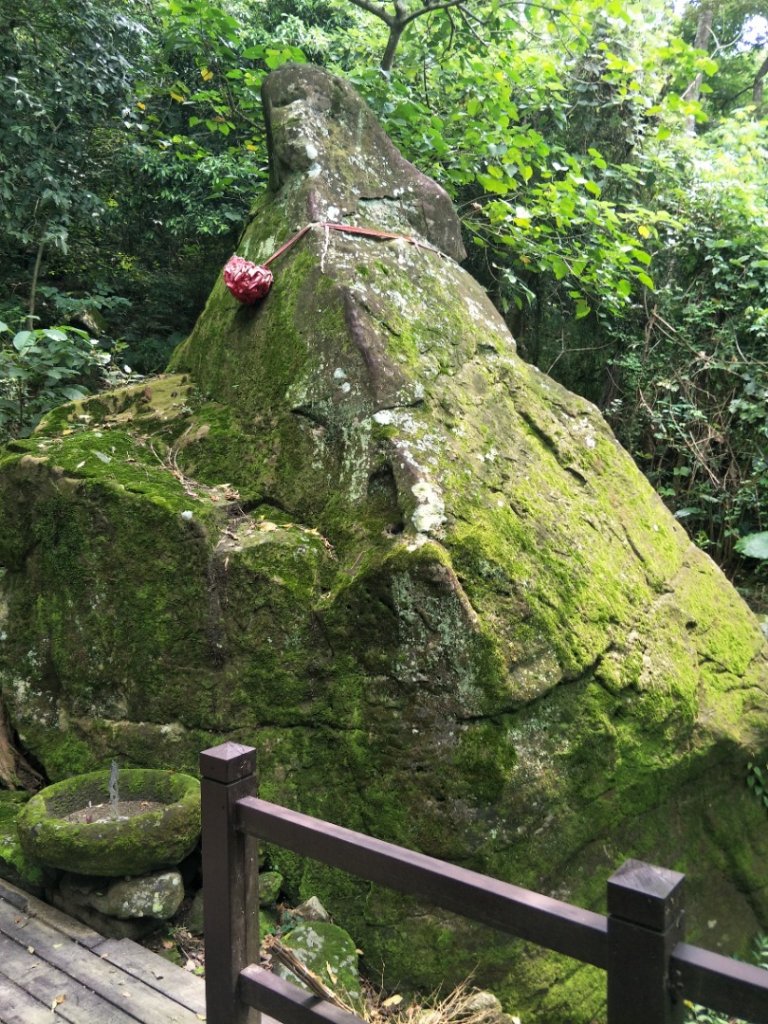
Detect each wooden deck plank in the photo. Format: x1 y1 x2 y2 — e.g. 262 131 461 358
0 880 27 913
0 899 203 1024
92 938 206 1015
0 879 102 948
0 936 138 1024
0 973 62 1024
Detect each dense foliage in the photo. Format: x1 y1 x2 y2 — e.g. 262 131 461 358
1 0 766 591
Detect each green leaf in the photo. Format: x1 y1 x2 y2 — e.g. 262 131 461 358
698 57 719 77
735 532 768 560
61 386 88 401
12 331 34 352
551 257 568 281
477 174 509 196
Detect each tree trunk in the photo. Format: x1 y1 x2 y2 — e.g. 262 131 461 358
381 21 406 71
26 236 45 331
684 1 714 134
753 49 768 108
0 701 43 791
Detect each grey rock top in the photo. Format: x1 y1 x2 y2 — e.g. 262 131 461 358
262 63 466 262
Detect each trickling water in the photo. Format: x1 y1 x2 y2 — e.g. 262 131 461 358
109 759 119 818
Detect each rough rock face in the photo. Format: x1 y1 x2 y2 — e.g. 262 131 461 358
1 64 768 1021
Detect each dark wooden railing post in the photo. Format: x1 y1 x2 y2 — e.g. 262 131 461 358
200 742 260 1024
607 859 686 1024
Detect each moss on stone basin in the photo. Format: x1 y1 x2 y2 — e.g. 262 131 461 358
16 769 200 877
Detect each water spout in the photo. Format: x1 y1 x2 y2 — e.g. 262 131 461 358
109 759 119 818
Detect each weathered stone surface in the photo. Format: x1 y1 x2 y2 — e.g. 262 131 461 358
462 991 503 1018
49 886 156 941
60 869 184 919
292 895 329 921
1 63 768 1021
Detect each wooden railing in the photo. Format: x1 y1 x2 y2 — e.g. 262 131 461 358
200 742 768 1024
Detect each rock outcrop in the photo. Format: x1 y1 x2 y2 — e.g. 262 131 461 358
1 64 768 1021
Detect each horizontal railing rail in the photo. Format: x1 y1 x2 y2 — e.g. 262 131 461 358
241 964 364 1024
201 742 768 1024
671 943 768 1022
236 795 608 968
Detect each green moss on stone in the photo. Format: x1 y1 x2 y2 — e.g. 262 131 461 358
0 791 42 887
278 920 363 1009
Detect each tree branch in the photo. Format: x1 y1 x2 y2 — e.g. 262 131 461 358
346 0 494 70
346 0 394 27
401 0 469 28
456 4 485 45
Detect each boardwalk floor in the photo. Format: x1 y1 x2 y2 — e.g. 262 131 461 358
0 878 206 1023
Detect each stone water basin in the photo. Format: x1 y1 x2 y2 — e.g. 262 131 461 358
16 769 200 877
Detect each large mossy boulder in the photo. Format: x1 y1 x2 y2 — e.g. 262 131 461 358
1 64 768 1021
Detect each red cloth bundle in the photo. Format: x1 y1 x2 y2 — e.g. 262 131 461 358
223 255 274 304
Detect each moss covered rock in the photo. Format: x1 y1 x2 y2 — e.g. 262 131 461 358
1 64 768 1021
0 790 42 889
59 869 185 920
276 920 362 1009
16 769 200 876
259 870 284 906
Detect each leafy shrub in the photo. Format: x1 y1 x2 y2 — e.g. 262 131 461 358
0 323 112 441
605 118 768 575
747 762 768 812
